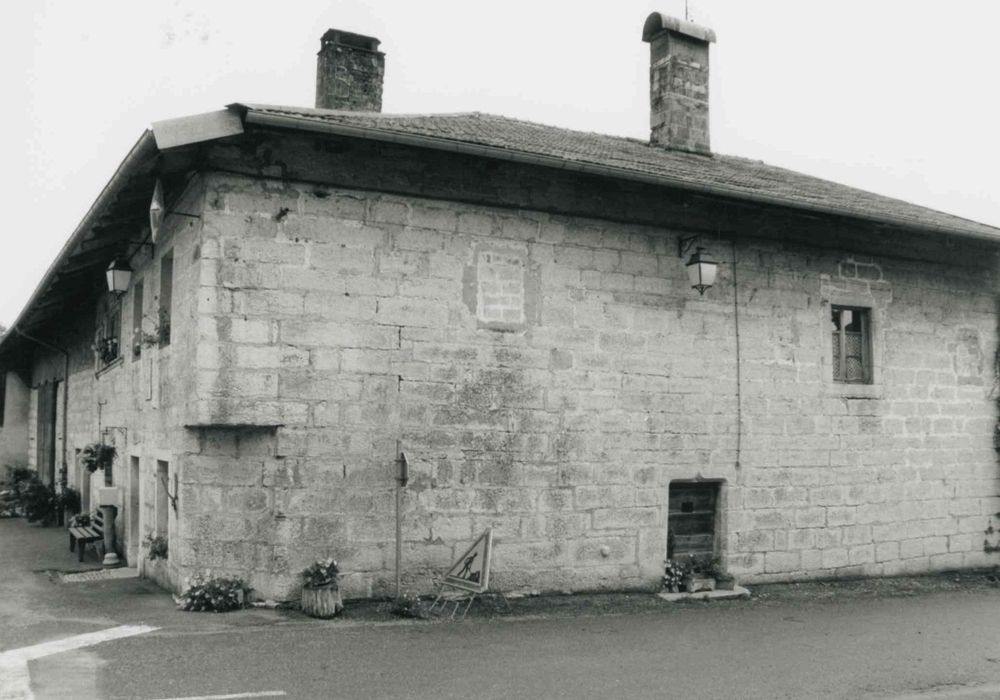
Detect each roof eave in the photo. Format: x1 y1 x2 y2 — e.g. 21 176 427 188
0 130 158 358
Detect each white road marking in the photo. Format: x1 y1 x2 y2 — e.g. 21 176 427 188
0 625 158 700
148 693 287 700
0 658 32 700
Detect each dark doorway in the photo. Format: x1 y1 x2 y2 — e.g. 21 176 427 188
36 381 59 486
667 481 719 560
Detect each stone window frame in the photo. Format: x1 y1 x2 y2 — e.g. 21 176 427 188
820 292 885 399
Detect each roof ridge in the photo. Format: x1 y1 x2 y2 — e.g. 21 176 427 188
239 103 486 120
238 103 1000 237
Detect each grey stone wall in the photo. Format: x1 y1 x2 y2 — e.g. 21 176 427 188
182 168 1000 600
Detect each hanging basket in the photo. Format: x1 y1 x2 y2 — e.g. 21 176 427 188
301 583 343 619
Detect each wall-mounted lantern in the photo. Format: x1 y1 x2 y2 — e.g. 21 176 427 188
105 258 132 295
685 247 718 296
149 179 164 243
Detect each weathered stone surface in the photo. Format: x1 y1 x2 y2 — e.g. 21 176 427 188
37 148 1000 605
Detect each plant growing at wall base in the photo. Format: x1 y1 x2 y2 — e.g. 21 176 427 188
390 593 432 620
663 558 692 592
60 486 81 516
177 573 248 612
143 534 169 560
0 465 35 517
81 443 116 473
20 478 58 524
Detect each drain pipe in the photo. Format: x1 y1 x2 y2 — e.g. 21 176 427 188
13 328 71 520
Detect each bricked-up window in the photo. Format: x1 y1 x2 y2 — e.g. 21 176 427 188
831 306 872 383
96 297 122 369
158 250 173 347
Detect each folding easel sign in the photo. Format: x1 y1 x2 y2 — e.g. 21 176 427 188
443 528 493 593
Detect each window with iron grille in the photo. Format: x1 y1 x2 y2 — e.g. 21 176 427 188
831 305 871 383
95 297 122 369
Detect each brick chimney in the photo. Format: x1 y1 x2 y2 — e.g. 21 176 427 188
315 29 385 112
641 13 716 154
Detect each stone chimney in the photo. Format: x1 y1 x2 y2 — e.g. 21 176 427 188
641 13 716 154
315 29 385 112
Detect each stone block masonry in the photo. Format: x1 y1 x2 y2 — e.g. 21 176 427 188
180 169 1000 600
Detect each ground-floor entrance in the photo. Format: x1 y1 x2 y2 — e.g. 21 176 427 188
667 481 719 561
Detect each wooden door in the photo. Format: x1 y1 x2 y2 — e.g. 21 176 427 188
667 483 717 560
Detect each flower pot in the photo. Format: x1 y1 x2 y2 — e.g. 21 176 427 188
684 575 716 593
301 583 343 619
715 575 736 591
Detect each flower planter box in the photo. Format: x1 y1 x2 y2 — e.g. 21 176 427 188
684 575 716 593
715 575 737 591
301 584 343 619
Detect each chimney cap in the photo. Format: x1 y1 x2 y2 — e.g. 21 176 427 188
319 29 382 53
642 13 716 43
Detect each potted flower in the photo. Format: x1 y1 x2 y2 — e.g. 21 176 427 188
69 512 92 528
80 443 116 473
300 557 343 618
684 556 719 593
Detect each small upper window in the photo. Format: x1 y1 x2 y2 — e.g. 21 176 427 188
95 296 122 369
831 305 871 383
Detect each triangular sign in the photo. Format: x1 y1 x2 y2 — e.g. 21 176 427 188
444 528 493 593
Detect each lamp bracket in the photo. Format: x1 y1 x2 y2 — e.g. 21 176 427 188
678 235 701 258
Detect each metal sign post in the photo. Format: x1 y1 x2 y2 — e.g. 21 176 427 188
429 528 505 619
394 448 408 601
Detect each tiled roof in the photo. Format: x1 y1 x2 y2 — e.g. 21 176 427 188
239 104 1000 240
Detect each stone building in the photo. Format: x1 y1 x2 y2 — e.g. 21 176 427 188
1 14 999 599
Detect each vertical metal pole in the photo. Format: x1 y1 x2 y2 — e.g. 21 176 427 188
394 439 403 601
395 481 402 601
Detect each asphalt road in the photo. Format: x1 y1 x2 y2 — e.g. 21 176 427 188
21 590 1000 700
4 519 1000 699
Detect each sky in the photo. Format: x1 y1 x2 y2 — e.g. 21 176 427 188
2 0 999 328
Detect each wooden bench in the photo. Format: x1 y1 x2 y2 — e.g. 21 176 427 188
68 511 104 563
